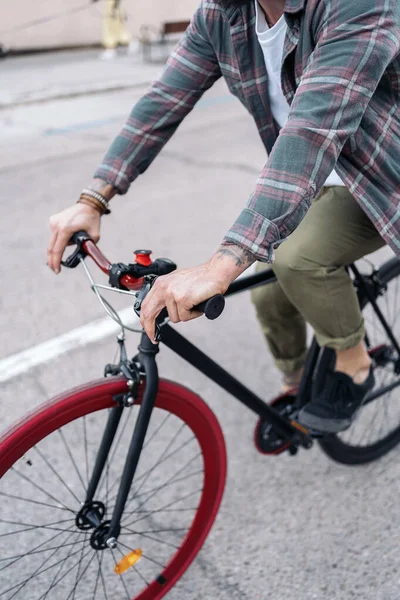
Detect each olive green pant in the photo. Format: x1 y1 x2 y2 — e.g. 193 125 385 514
251 186 385 376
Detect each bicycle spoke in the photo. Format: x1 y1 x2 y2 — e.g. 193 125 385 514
131 426 192 498
0 517 79 538
131 452 202 515
123 506 197 524
10 466 74 512
35 546 92 600
107 422 189 507
92 552 103 600
122 500 198 528
143 412 172 451
66 547 97 600
107 427 195 507
123 469 202 527
379 394 391 441
122 488 202 530
71 532 87 600
33 445 81 505
120 527 180 550
83 416 90 487
133 435 196 501
0 491 73 514
96 552 109 600
132 527 187 535
0 538 83 566
1 535 86 598
119 541 166 569
58 429 87 494
111 548 131 600
133 507 197 514
132 562 150 588
40 532 83 600
0 529 75 586
141 552 166 569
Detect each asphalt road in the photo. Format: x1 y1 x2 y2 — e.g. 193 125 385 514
1 76 400 600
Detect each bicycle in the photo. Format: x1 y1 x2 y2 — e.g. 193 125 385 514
1 230 400 599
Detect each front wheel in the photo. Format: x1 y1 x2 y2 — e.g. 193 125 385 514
319 257 400 465
0 377 227 599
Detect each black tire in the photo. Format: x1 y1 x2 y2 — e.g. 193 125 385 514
319 257 400 465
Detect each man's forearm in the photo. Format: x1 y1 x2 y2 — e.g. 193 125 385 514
89 178 118 201
208 243 256 289
93 5 220 196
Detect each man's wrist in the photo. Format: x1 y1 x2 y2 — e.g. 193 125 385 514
89 178 118 201
208 243 256 288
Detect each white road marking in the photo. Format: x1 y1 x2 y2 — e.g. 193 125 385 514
0 308 140 384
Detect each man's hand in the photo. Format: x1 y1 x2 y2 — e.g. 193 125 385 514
47 204 101 274
140 243 255 341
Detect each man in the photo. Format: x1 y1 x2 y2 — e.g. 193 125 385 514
47 0 400 433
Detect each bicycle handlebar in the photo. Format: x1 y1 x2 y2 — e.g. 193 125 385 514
62 231 142 290
195 296 225 320
63 231 225 320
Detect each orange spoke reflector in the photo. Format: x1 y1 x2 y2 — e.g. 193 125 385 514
114 549 143 574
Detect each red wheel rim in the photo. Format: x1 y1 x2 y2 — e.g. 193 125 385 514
0 377 227 600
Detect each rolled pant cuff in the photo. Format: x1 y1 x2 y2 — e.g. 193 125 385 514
274 349 308 376
315 320 365 351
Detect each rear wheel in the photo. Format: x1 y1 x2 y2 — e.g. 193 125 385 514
319 257 400 464
0 377 227 599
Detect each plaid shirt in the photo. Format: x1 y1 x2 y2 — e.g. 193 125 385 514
94 0 400 261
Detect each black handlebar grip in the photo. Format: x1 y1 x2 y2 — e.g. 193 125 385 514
70 230 92 245
61 231 93 268
195 295 225 320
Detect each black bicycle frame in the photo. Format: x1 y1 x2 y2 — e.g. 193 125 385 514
84 261 400 543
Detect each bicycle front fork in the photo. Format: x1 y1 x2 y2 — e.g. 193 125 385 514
82 332 159 548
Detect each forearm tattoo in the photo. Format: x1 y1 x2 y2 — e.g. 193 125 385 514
90 178 118 200
215 244 255 268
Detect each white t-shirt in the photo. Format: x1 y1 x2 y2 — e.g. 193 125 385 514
255 1 344 187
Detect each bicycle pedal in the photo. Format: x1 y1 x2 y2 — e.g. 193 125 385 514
253 393 297 456
307 428 327 439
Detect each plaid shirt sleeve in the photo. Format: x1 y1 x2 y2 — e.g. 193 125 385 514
94 3 221 193
223 0 400 262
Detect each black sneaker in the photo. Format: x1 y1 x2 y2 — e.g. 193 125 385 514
298 366 375 433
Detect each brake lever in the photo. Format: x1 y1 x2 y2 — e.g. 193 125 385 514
61 230 92 269
133 275 164 342
133 274 225 343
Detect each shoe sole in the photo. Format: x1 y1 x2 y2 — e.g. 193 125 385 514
298 372 375 434
297 410 352 434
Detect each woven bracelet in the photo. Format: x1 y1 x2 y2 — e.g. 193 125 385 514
80 188 111 214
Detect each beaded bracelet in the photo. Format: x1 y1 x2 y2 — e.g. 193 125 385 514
80 194 110 214
77 196 110 216
80 188 111 214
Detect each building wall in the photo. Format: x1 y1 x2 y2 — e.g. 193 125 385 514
2 0 198 51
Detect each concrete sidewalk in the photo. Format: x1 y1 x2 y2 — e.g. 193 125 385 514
0 47 163 109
